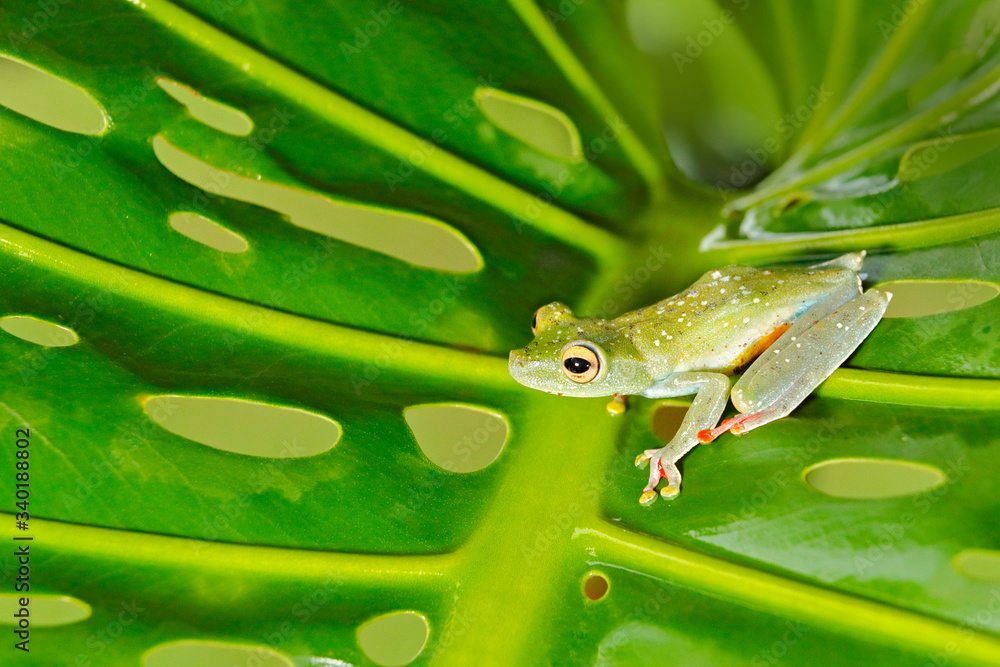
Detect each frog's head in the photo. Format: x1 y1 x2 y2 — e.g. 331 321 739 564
508 302 654 398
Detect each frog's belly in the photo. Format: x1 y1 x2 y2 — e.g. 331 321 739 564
727 323 790 373
673 318 799 376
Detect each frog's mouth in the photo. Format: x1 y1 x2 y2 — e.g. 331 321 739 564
507 348 556 392
507 348 535 386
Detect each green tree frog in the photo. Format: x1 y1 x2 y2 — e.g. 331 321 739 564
508 252 890 506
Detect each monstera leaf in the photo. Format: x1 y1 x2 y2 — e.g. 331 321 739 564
2 0 1000 665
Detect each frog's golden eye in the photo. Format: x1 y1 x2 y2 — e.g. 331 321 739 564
562 344 601 383
531 307 542 335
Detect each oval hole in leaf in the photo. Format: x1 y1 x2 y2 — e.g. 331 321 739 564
152 136 482 272
803 458 945 499
874 280 999 318
403 404 508 473
0 316 79 347
475 87 583 162
651 403 688 443
0 55 106 135
144 395 340 458
143 640 292 667
953 549 1000 582
583 572 609 601
169 212 249 253
156 78 253 136
0 594 90 627
357 611 429 667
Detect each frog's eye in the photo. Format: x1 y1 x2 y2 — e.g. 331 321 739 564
531 307 541 335
562 344 601 383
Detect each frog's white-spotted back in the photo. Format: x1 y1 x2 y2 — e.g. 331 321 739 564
621 264 861 378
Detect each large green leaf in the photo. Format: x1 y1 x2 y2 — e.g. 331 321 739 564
2 0 1000 665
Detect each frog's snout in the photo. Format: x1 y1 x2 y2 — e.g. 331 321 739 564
507 348 535 387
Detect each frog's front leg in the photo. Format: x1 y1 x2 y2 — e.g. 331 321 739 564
633 372 730 505
700 288 891 442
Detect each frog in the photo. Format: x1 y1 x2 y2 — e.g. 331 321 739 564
508 251 890 506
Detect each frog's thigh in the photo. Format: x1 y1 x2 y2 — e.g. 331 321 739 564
731 289 890 431
737 278 859 390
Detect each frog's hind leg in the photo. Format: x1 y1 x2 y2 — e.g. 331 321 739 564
634 372 730 505
703 288 891 442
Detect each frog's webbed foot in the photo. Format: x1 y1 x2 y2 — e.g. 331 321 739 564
633 372 731 506
606 394 628 416
636 451 682 505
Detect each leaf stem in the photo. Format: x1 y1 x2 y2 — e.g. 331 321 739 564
796 0 938 157
701 205 1000 266
789 0 858 153
505 0 668 193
